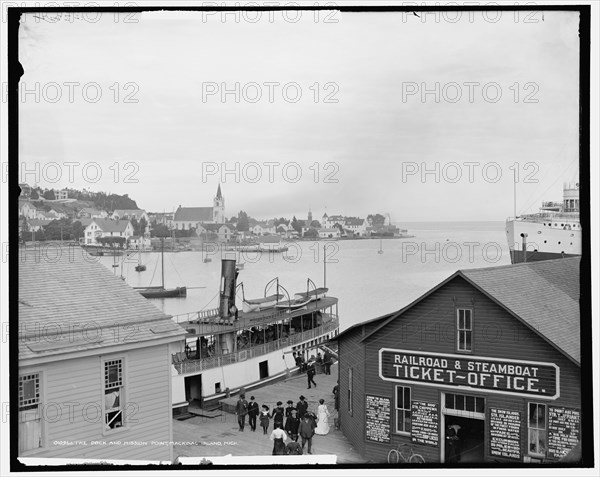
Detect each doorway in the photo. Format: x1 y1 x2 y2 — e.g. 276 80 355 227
444 416 485 463
259 360 269 379
184 374 202 406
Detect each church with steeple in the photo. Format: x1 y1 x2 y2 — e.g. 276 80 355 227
172 184 226 230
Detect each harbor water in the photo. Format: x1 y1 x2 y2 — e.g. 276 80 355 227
99 221 509 331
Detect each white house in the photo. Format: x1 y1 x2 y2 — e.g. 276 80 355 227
322 214 345 229
318 228 341 239
128 235 152 250
55 189 69 200
197 223 235 242
252 222 276 235
19 200 41 219
78 207 108 219
344 217 367 236
18 248 187 461
111 209 149 222
83 219 134 245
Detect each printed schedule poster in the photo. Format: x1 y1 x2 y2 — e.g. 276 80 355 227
365 395 391 444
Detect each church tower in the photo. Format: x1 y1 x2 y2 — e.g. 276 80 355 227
308 208 313 225
213 184 225 223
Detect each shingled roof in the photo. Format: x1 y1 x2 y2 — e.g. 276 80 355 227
19 247 186 362
461 257 580 364
354 257 581 365
174 206 213 222
92 218 131 233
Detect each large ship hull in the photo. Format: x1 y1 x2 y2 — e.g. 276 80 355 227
506 219 581 264
509 249 581 264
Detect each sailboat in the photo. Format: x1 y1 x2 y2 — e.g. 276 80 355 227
135 251 146 272
134 239 186 298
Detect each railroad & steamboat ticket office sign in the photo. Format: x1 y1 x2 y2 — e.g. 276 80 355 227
379 348 559 399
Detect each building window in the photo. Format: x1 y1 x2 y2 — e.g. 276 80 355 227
19 373 42 453
104 359 124 430
528 403 547 456
348 368 353 416
456 308 473 352
395 386 411 434
445 393 485 414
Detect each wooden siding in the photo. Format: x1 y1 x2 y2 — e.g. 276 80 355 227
339 276 581 463
19 344 174 461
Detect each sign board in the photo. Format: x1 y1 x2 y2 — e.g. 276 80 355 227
548 407 580 459
411 401 439 447
489 408 521 459
379 348 559 399
365 395 391 443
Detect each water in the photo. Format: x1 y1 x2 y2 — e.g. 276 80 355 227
99 221 509 332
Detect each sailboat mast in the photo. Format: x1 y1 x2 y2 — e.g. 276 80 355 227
161 237 165 288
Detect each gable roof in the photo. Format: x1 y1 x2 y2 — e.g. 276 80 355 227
19 247 186 361
460 258 580 364
91 218 131 233
358 258 581 365
113 209 146 217
174 206 213 222
345 218 364 226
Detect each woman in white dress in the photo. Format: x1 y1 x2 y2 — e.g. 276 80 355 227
314 399 330 435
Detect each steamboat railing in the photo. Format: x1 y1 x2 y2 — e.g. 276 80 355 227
172 316 339 375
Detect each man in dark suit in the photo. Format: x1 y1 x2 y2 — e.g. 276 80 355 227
247 395 259 432
235 394 248 431
296 395 308 419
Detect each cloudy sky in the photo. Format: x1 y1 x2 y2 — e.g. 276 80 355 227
18 8 580 222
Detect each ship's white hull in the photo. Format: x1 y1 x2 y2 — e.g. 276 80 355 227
506 218 582 263
171 329 337 408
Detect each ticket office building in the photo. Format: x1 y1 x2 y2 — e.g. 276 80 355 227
337 258 582 464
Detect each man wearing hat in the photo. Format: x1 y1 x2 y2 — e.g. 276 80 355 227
235 394 248 432
296 395 308 420
285 407 300 442
285 400 295 419
247 396 259 432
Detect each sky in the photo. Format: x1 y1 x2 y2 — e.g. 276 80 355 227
17 8 581 222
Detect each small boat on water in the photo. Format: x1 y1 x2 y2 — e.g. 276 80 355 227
242 294 283 313
134 239 187 299
135 252 146 272
136 285 187 299
294 287 328 302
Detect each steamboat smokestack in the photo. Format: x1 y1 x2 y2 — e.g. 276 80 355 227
520 233 528 263
219 259 238 319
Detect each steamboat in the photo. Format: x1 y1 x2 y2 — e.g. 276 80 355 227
506 183 581 263
168 259 339 416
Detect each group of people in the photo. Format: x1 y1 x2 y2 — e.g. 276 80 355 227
235 394 332 455
293 351 334 376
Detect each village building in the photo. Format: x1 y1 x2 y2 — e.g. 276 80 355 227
24 219 52 232
196 223 235 242
335 258 581 464
172 185 225 230
78 208 108 219
18 248 187 462
55 189 69 200
83 219 134 245
127 235 152 250
18 200 42 220
251 222 276 236
344 218 367 237
322 213 346 229
318 228 341 239
111 209 149 222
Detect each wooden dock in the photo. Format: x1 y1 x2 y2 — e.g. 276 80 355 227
172 364 366 464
